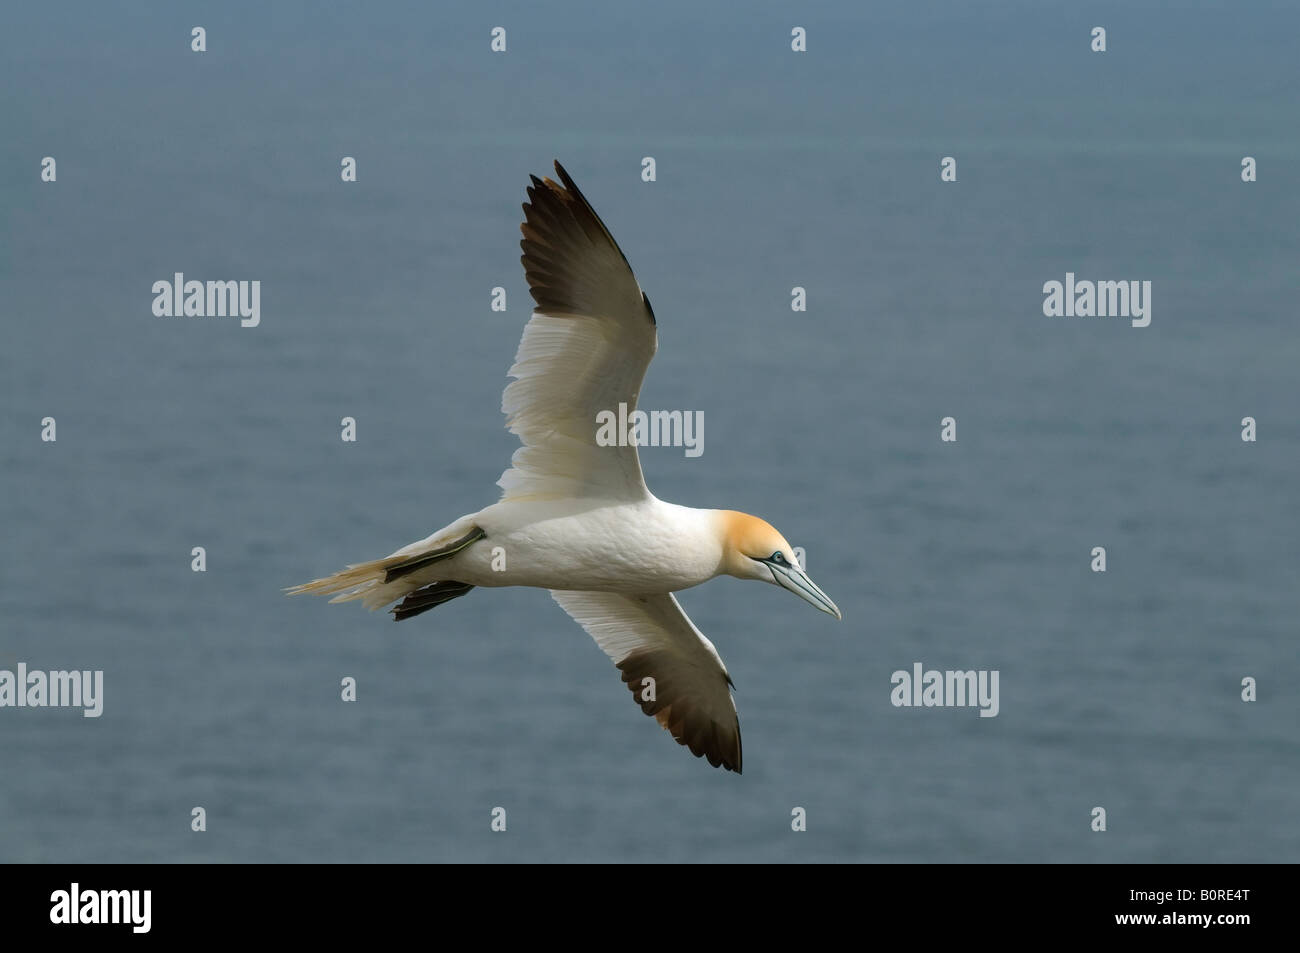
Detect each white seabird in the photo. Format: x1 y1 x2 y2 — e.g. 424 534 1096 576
289 161 840 772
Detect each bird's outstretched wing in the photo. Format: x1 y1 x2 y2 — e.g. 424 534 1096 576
550 590 742 773
499 161 658 502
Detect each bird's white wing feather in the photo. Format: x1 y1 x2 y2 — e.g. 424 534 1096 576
551 589 742 773
499 162 658 503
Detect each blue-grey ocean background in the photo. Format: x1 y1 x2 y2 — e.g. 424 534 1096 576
1 0 1297 863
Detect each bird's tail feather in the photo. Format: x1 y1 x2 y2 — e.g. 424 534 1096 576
285 553 412 608
285 519 484 611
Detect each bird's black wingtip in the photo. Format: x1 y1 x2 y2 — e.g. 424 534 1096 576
552 160 582 197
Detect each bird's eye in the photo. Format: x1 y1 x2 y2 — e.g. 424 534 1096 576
771 551 786 565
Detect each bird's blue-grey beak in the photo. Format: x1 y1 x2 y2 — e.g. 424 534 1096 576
768 561 842 620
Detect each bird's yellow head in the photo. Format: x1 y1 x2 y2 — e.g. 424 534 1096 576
717 511 841 619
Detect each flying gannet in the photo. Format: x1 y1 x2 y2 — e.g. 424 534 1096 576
289 161 840 772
